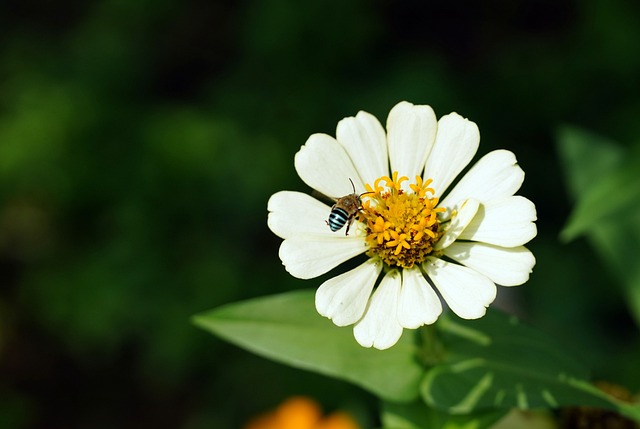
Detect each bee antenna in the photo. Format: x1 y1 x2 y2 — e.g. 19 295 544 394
348 178 356 193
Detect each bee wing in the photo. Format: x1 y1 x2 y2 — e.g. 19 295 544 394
311 189 337 206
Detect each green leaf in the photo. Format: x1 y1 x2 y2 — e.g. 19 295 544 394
557 126 640 327
556 126 625 200
381 401 506 429
557 126 640 241
192 290 423 402
421 311 640 422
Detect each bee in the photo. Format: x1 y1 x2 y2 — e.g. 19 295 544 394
327 179 371 236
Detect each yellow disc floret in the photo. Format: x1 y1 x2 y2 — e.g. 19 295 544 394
358 172 445 268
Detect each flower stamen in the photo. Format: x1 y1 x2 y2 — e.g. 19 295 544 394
358 172 445 268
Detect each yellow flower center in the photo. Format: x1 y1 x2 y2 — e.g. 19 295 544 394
358 172 445 269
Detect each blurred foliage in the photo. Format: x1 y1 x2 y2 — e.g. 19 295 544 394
197 292 640 424
381 401 507 429
1 0 640 428
558 127 640 328
193 290 423 403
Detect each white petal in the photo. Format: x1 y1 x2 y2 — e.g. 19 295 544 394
294 133 364 200
458 196 537 247
336 111 389 187
267 191 334 239
397 266 442 329
387 101 437 184
444 242 536 287
439 150 525 220
279 235 367 279
315 258 382 326
423 113 480 198
353 270 404 350
434 198 480 250
423 257 496 319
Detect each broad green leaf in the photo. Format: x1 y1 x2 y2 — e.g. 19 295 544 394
556 126 625 200
557 126 640 327
381 401 506 429
192 290 423 402
557 126 640 241
422 311 640 422
490 410 557 429
587 212 640 329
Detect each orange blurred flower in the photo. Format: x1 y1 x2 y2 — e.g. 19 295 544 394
244 396 361 429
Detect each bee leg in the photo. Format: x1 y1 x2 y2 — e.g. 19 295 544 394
345 207 365 236
345 217 355 236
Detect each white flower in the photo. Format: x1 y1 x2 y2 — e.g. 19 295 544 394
267 101 537 350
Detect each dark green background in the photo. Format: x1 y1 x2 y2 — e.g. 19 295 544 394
1 0 639 427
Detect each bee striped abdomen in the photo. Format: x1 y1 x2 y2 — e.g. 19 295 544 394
327 179 367 236
328 207 350 232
